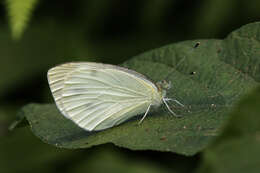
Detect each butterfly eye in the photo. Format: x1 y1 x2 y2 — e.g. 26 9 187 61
162 80 167 84
157 80 171 90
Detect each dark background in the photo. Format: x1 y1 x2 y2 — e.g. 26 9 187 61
1 0 260 172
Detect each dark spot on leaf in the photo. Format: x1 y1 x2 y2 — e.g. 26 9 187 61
160 136 167 141
194 42 200 48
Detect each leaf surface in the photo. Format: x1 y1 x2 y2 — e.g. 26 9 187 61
17 22 260 155
197 86 260 173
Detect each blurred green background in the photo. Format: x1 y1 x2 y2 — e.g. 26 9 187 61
0 0 260 173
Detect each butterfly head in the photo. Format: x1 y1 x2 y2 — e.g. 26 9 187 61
156 80 171 90
156 80 171 98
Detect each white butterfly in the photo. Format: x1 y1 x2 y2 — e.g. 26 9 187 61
47 62 183 131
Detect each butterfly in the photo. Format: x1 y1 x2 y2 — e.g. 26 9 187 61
47 62 183 131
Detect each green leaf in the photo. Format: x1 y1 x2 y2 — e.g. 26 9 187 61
0 127 77 173
16 22 260 156
5 0 39 39
197 86 260 173
70 146 171 173
8 109 28 131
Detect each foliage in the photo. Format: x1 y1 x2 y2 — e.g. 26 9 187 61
197 86 260 173
5 0 39 39
1 1 260 172
12 22 260 156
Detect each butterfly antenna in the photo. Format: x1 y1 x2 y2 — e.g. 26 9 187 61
164 42 199 81
164 56 187 81
139 104 151 124
164 98 184 107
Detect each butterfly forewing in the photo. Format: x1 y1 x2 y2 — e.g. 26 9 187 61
48 62 158 131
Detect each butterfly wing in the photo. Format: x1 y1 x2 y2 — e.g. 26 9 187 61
47 63 80 116
48 62 158 131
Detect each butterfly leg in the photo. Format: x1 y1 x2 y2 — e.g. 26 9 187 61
163 98 183 118
164 98 184 107
138 104 151 124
